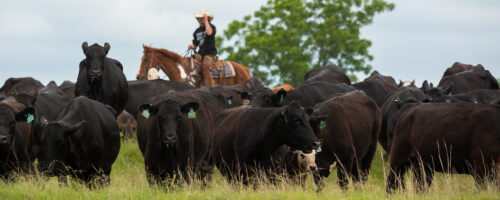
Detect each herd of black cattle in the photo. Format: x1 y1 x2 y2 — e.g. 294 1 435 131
0 42 499 193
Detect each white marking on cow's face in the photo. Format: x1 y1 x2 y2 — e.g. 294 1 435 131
147 68 159 80
295 150 316 172
177 64 187 80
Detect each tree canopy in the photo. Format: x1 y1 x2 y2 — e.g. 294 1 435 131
216 0 394 86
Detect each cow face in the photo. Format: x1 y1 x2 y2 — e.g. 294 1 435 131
0 105 35 148
139 99 199 148
295 150 317 172
38 121 86 175
249 88 285 107
81 42 110 81
278 102 320 153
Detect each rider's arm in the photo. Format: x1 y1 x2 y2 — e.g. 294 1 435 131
204 15 213 36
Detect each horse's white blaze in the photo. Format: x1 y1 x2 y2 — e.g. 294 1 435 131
147 68 159 80
177 64 187 80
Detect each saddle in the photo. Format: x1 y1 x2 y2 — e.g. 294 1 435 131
211 60 236 78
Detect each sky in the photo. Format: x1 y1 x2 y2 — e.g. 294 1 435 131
0 0 499 87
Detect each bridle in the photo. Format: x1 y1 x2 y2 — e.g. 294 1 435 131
144 49 200 86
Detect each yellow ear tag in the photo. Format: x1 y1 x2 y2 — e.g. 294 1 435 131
188 108 196 119
142 109 150 119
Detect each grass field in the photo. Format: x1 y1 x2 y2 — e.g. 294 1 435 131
0 139 499 200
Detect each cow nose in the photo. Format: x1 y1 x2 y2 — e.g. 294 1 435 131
90 70 102 77
164 135 177 144
0 136 8 145
311 140 321 150
310 165 318 171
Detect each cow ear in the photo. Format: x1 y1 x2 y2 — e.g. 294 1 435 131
309 115 327 134
421 80 430 92
104 42 110 55
430 82 434 88
139 104 158 118
181 102 199 113
240 92 250 100
277 88 287 104
82 42 89 55
15 107 36 123
67 121 86 135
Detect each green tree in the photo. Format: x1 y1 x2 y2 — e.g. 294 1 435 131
216 0 394 86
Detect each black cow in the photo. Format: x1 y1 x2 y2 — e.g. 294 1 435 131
212 102 321 185
364 70 398 95
438 66 499 95
442 62 479 77
58 81 76 100
75 42 128 113
353 79 388 106
0 100 35 178
387 103 500 193
249 82 355 107
37 96 120 186
379 86 425 154
303 64 351 85
0 77 44 99
125 80 194 118
311 91 381 189
136 92 213 185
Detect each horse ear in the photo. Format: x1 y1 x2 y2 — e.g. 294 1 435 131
82 42 88 55
104 43 110 55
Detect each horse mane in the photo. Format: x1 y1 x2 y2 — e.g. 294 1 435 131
143 45 183 63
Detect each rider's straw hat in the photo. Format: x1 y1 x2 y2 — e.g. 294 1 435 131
194 9 214 21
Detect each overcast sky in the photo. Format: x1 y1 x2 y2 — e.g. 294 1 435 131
0 0 498 87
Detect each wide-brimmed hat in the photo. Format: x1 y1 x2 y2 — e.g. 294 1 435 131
194 9 214 21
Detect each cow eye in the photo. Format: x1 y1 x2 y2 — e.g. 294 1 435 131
300 154 305 159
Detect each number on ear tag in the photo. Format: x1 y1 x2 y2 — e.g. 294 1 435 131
188 108 196 119
316 146 322 153
27 113 35 123
142 109 150 119
320 120 326 129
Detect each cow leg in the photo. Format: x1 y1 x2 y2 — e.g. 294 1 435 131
359 142 378 183
386 161 410 193
336 154 354 190
412 160 434 193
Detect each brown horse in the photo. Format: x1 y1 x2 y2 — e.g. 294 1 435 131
137 45 251 88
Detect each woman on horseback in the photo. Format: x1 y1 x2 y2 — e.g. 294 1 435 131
188 9 217 87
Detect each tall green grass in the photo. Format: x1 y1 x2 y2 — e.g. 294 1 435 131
0 139 498 199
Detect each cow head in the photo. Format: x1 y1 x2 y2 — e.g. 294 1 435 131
81 42 110 82
248 88 286 107
0 104 35 148
277 101 320 153
37 121 86 175
139 99 199 148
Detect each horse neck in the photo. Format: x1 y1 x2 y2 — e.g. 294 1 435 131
155 52 184 81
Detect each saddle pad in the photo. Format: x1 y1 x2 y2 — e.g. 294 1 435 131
211 60 236 78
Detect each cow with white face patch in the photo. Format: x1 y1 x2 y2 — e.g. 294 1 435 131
272 146 321 187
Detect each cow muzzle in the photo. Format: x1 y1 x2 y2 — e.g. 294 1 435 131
90 70 102 79
163 135 177 147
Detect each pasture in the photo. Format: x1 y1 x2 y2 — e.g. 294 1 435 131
0 139 498 200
